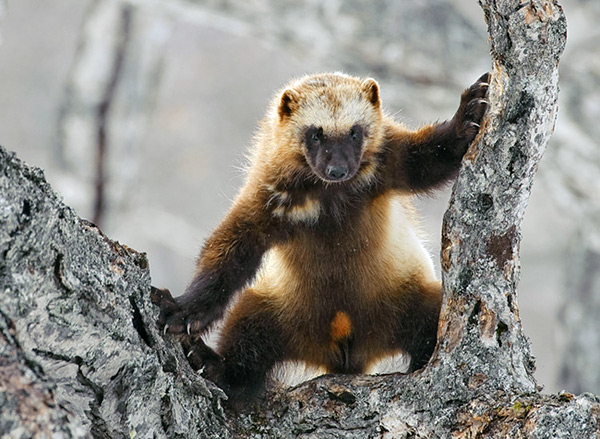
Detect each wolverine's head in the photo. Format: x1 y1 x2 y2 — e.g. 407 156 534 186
275 73 384 184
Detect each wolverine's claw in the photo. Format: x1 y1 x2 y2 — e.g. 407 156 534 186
163 324 170 335
187 322 192 335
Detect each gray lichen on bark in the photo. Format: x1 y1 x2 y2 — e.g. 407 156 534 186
0 147 228 438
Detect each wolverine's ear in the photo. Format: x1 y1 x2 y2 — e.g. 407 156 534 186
361 78 380 107
278 88 301 120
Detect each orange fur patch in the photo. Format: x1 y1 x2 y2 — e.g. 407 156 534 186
330 311 352 342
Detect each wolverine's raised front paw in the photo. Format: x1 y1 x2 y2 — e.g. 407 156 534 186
453 72 490 145
150 286 223 336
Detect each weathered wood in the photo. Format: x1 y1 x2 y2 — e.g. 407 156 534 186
0 147 228 438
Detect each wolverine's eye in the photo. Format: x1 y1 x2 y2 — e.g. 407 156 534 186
307 127 324 146
350 125 363 142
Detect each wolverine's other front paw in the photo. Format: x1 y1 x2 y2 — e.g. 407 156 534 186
150 286 185 333
150 286 223 336
453 72 490 146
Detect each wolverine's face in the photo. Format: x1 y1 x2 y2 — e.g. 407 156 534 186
303 124 365 182
277 73 383 184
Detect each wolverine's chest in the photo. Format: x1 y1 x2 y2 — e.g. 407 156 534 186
253 192 436 304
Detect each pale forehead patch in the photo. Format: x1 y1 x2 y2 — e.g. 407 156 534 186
290 81 377 133
294 95 375 133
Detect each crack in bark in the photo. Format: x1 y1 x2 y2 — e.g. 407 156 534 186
32 348 77 365
129 295 153 348
52 252 70 292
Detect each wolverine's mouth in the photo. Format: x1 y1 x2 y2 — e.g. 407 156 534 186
319 165 357 183
307 151 363 184
311 164 360 183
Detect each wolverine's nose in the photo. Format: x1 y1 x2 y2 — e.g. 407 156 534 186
326 165 349 180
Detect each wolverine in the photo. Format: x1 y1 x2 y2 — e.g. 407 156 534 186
154 72 490 405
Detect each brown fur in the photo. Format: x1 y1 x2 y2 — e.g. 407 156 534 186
155 72 490 405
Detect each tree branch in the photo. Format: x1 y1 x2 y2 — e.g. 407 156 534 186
0 147 228 438
436 0 567 394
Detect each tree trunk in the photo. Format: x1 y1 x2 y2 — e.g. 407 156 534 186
3 1 599 439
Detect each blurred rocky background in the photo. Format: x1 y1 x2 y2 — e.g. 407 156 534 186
0 0 598 395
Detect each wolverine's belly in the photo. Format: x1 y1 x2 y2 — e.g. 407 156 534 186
250 192 439 370
252 192 436 303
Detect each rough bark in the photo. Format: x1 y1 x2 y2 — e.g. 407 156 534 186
0 147 228 438
2 1 599 439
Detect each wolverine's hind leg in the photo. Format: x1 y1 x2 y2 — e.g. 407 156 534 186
211 291 288 407
395 280 442 372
